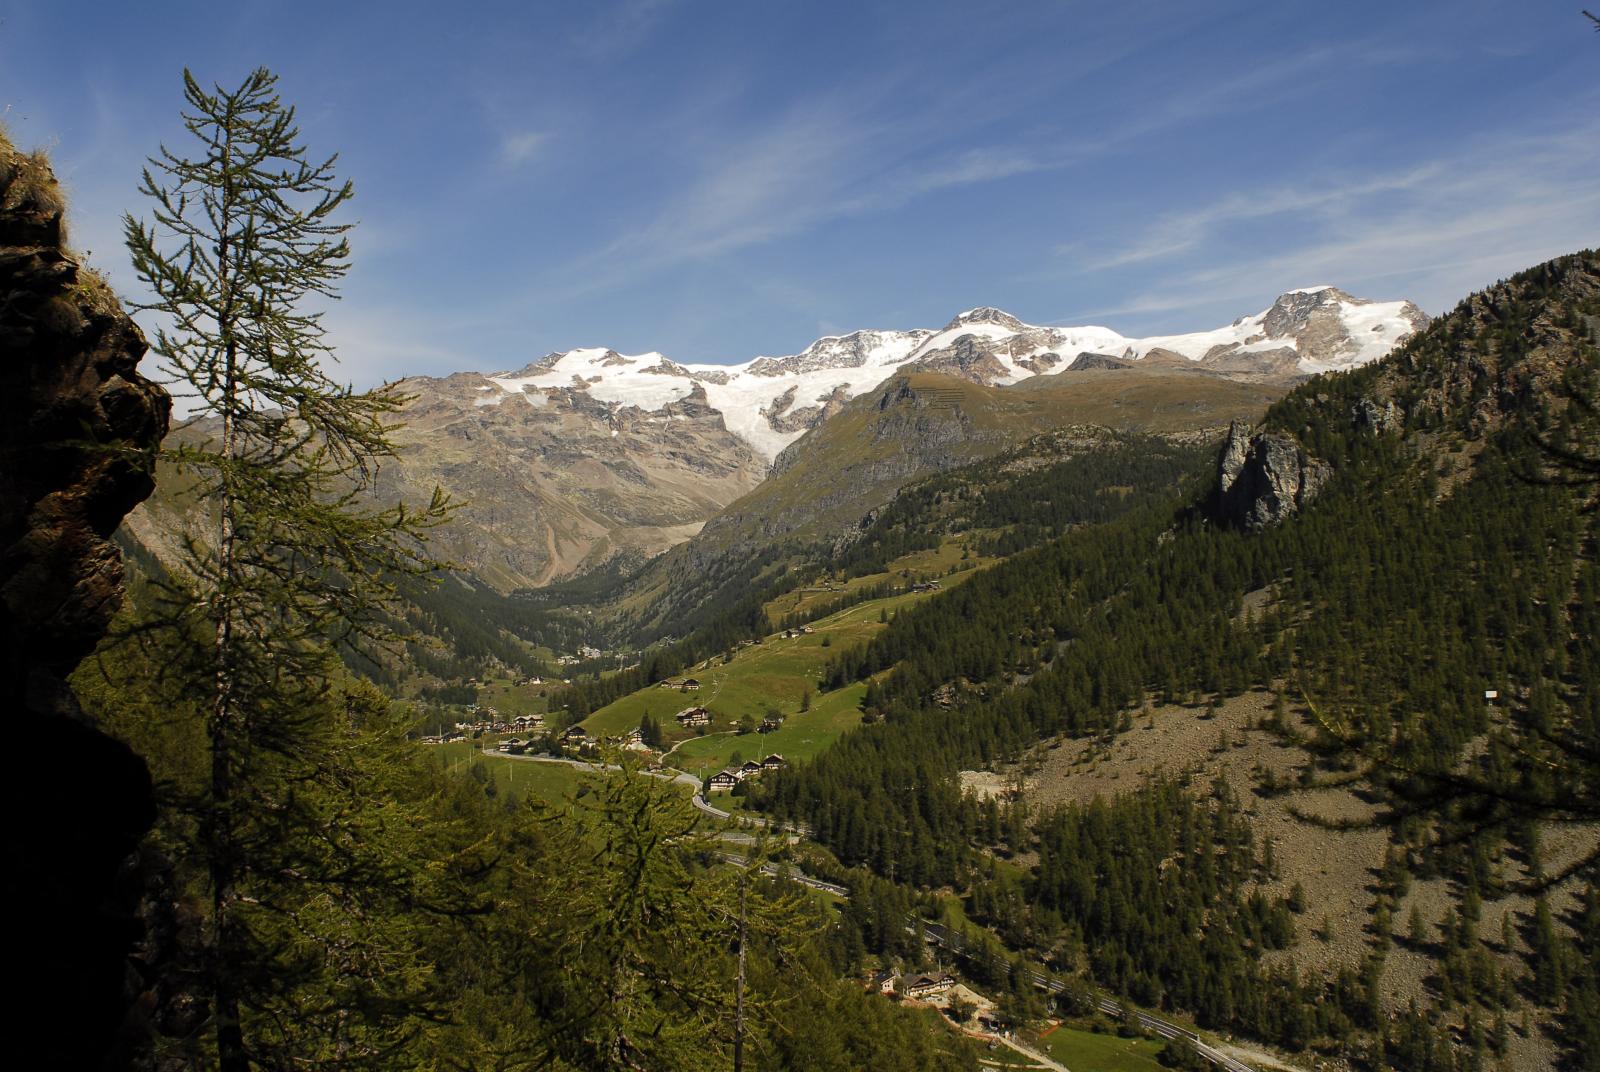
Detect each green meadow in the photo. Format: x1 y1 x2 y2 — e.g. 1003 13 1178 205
1032 1025 1167 1072
578 549 989 768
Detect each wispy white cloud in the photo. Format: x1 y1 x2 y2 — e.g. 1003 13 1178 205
320 304 491 386
1049 113 1600 328
540 104 1087 303
498 129 547 166
536 34 1378 303
572 0 681 61
1078 166 1444 270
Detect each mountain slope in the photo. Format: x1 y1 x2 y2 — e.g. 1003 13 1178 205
119 286 1431 664
606 365 1285 643
709 365 1282 554
474 287 1427 466
747 250 1600 1069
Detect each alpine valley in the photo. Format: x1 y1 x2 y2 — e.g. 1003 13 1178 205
120 284 1428 654
18 11 1600 1072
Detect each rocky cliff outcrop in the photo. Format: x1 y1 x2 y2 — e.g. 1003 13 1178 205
1 136 171 1068
1214 420 1331 530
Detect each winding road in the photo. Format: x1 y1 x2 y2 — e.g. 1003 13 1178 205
489 749 1254 1072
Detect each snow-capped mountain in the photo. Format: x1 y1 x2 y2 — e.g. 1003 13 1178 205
268 284 1429 593
474 286 1427 463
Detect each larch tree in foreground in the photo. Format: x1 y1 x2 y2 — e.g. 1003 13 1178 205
124 67 453 1070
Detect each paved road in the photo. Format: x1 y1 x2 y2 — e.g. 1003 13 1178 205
687 785 812 836
919 920 1255 1072
711 851 851 897
497 752 1250 1072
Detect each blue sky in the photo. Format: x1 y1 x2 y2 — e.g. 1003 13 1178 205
2 1 1597 384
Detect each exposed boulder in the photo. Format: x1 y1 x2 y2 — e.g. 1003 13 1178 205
1 135 171 1068
1066 352 1135 371
1214 420 1331 530
907 333 1013 384
1352 396 1403 435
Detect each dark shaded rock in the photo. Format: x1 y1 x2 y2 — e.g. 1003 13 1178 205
942 306 1026 333
1352 396 1402 435
1 136 170 1069
1214 420 1330 530
908 333 1013 385
764 382 851 435
1065 351 1135 371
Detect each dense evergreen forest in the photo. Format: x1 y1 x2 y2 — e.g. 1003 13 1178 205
748 252 1600 1067
556 432 1209 721
76 627 979 1070
831 431 1212 575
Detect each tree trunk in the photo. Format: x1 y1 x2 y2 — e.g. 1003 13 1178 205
734 878 746 1072
210 128 250 1072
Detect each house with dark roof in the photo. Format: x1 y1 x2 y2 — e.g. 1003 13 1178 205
675 706 711 727
903 973 954 999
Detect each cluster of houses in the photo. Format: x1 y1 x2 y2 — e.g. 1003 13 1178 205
420 731 467 745
554 647 602 667
707 754 786 791
868 970 955 1000
777 625 815 639
554 723 654 753
657 677 703 692
908 580 943 593
422 711 547 746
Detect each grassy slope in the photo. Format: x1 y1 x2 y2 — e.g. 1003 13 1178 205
1033 1025 1166 1071
473 677 555 716
764 535 989 625
580 538 994 767
703 368 1281 551
432 740 592 802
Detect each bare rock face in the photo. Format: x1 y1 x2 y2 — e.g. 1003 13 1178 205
762 382 852 434
908 333 1014 384
943 306 1027 333
1065 351 1135 372
1214 420 1331 530
1352 396 1402 435
1 137 171 1068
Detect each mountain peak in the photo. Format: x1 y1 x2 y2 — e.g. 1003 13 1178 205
946 307 1026 332
1262 286 1360 339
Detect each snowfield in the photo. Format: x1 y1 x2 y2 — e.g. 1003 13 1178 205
474 288 1426 463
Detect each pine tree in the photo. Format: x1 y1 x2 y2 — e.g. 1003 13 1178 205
123 68 451 1070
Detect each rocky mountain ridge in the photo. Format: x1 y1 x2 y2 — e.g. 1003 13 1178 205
125 287 1427 595
465 286 1428 465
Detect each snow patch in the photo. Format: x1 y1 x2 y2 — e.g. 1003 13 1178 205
469 289 1418 462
